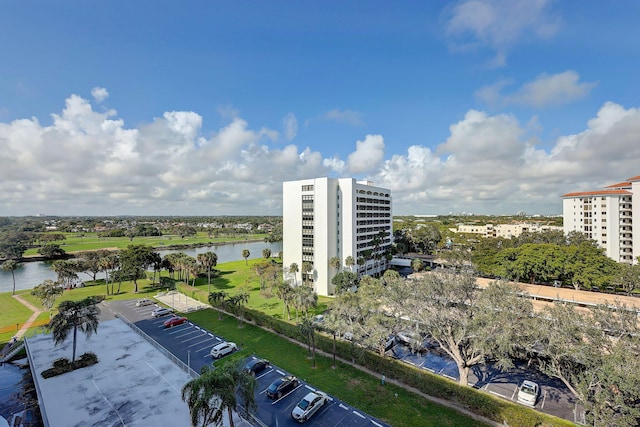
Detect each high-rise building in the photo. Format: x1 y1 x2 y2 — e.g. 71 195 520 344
283 178 393 296
562 175 640 264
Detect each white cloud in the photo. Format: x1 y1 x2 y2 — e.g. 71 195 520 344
91 87 109 103
323 109 364 126
476 71 598 108
347 134 385 174
444 0 560 66
370 102 640 215
2 90 640 216
283 113 297 141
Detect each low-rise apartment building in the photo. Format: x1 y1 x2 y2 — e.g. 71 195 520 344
456 223 562 239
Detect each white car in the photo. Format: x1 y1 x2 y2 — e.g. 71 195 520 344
517 380 540 406
136 298 154 307
291 391 328 423
151 307 173 318
210 341 238 359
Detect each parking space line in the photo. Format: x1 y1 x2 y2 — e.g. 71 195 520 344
194 344 214 354
178 333 208 343
188 337 216 348
256 369 274 379
510 385 518 401
304 384 316 392
276 369 286 375
353 411 365 419
489 390 506 398
371 421 383 427
541 390 547 409
339 404 349 410
442 374 456 380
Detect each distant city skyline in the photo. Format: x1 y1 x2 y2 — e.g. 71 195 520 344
1 1 639 216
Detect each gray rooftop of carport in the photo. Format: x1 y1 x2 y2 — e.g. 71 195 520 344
25 317 249 427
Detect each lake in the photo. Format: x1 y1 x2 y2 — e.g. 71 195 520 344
0 241 282 294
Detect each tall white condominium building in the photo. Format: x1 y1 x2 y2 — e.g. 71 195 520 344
562 175 640 264
283 178 393 296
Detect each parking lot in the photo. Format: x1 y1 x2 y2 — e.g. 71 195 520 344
107 300 390 426
388 341 582 423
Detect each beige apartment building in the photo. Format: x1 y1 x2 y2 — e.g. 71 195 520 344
456 223 562 239
282 178 393 296
562 175 640 264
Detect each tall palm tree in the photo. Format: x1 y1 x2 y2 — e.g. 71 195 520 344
288 263 299 285
181 361 257 427
301 261 313 286
329 256 341 275
49 297 100 362
298 317 317 368
275 281 293 320
98 253 119 296
241 249 250 265
1 260 18 295
197 252 218 294
262 248 271 260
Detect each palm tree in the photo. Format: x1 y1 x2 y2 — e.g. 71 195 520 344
98 253 119 296
329 256 341 275
208 291 228 320
1 260 19 295
181 360 257 427
298 317 317 368
241 249 250 265
262 248 271 260
275 281 293 320
49 297 100 362
301 261 313 286
344 255 355 273
288 263 299 285
197 252 218 294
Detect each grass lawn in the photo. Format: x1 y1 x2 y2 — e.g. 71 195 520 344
24 231 267 255
188 310 488 427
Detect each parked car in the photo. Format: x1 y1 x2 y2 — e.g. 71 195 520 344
163 316 187 328
242 358 269 375
210 341 238 359
517 380 539 406
291 391 329 423
266 375 299 399
135 298 154 307
151 307 173 317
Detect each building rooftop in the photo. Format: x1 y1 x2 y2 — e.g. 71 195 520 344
561 189 632 197
25 318 213 426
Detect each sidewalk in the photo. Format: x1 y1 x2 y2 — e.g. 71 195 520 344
11 294 44 339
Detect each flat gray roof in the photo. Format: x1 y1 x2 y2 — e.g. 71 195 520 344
26 318 195 426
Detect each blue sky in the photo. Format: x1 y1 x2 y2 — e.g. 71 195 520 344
1 1 640 216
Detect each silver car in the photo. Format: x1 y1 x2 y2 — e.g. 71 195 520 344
291 391 328 423
517 380 539 406
151 307 172 317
